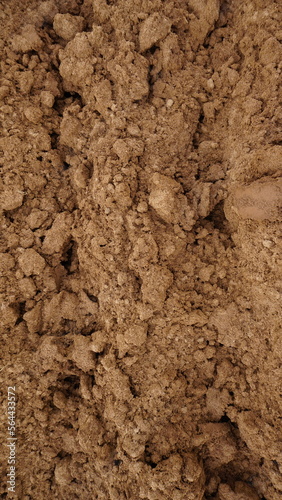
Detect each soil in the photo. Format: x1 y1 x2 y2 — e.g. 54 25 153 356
0 1 281 499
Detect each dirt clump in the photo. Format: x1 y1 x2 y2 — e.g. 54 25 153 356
0 0 281 499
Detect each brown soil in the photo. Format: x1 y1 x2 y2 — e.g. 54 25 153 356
0 1 281 499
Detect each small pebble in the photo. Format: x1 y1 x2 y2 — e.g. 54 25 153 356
262 239 274 248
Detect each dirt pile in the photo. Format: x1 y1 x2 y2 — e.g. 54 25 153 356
0 0 281 499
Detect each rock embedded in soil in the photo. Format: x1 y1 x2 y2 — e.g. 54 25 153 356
228 177 282 221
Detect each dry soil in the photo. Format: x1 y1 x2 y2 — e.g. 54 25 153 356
0 0 281 499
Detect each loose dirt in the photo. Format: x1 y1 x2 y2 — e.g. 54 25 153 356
0 1 281 499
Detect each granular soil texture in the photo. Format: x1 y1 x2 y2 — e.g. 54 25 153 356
0 0 281 499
